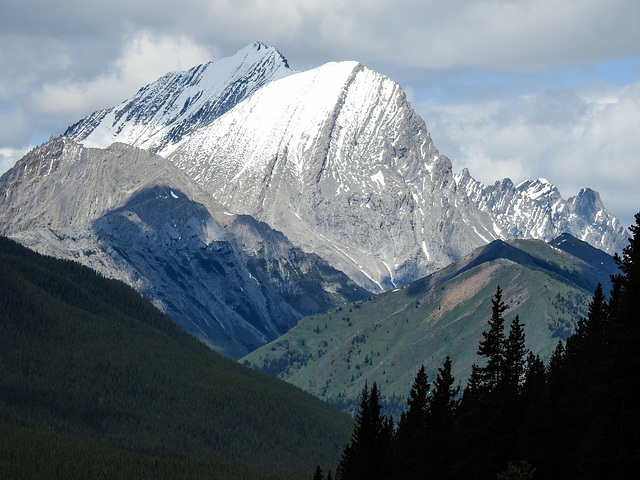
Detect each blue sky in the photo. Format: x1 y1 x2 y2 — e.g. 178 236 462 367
1 0 639 230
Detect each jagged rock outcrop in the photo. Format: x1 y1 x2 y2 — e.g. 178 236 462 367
455 168 628 256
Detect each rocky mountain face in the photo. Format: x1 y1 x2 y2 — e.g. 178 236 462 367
0 138 368 358
0 42 630 357
166 60 500 291
63 42 628 293
455 168 628 256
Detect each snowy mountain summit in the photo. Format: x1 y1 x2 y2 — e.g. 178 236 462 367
62 42 628 292
455 169 626 256
65 42 294 157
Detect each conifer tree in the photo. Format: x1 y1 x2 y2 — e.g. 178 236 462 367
336 382 391 480
392 366 430 479
519 352 547 469
543 339 572 477
458 286 525 479
503 315 527 394
428 356 459 418
609 213 640 472
476 285 508 389
313 465 325 480
426 355 459 479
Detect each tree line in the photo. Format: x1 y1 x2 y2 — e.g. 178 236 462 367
316 213 640 480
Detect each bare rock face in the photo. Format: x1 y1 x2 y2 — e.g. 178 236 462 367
455 168 628 256
0 138 368 358
167 61 499 291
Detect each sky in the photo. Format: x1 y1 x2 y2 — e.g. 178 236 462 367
1 0 639 229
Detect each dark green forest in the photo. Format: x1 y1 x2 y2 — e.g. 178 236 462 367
0 236 353 478
0 424 304 480
322 214 640 480
3 213 640 479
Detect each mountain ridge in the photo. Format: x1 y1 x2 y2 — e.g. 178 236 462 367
0 137 369 358
63 42 628 292
0 41 630 359
242 235 616 415
455 168 627 254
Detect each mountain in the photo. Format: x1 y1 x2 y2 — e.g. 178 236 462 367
549 232 620 276
0 137 369 359
64 42 629 294
0 235 352 474
1 42 629 358
455 168 628 256
241 236 616 415
64 41 294 158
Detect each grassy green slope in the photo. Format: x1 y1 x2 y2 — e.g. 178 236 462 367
0 236 352 474
242 238 612 415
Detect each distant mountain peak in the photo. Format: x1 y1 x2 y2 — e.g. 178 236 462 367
64 42 294 156
244 41 291 67
455 170 628 255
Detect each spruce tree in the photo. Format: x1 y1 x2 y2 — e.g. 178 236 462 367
544 340 571 477
392 366 430 479
519 352 547 470
503 315 527 394
610 213 640 473
458 286 526 479
313 465 325 480
336 382 391 480
476 285 508 390
426 356 459 479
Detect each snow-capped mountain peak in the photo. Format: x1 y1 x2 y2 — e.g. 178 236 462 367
64 42 294 157
62 42 629 290
1 42 631 355
455 170 627 254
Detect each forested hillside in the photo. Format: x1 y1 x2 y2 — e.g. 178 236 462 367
0 236 353 477
243 236 616 417
324 214 640 480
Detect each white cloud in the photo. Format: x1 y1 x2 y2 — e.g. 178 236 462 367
31 32 213 115
262 0 640 72
0 147 31 176
0 0 638 226
417 79 640 228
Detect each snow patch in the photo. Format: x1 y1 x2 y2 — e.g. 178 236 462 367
371 170 385 187
421 241 430 261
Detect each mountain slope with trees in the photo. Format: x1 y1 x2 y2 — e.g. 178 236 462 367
243 235 616 416
327 212 640 479
0 236 353 476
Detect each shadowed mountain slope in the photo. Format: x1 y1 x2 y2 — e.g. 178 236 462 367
0 235 353 472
